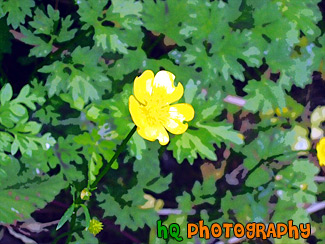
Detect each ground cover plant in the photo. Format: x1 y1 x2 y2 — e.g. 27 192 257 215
0 0 325 243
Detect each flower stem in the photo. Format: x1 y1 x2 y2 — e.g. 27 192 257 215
90 125 137 190
244 149 313 180
62 125 136 244
66 211 77 243
53 227 84 244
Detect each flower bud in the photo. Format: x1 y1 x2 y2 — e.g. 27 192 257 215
81 188 92 200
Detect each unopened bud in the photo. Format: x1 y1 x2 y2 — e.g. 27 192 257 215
81 188 92 200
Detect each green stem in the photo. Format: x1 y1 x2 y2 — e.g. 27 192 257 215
90 125 137 190
236 149 316 196
146 34 164 56
62 125 136 243
245 149 313 180
66 190 82 244
66 211 77 243
53 227 84 244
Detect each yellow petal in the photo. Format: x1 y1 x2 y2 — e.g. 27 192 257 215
130 95 169 144
316 137 325 166
152 70 184 104
137 124 169 145
163 103 195 135
129 95 146 128
134 70 154 105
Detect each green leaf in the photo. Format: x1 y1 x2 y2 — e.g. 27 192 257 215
29 5 59 35
169 130 217 164
56 15 77 42
86 106 100 120
196 122 244 146
56 204 75 230
20 136 84 183
39 46 109 104
184 79 198 104
0 159 67 224
243 128 297 171
10 139 19 155
77 0 143 52
0 82 50 158
192 177 217 205
275 159 318 204
20 26 53 58
10 104 26 116
98 143 171 231
123 143 172 202
88 152 103 185
147 1 263 82
142 0 189 45
221 189 271 223
251 1 299 46
1 0 35 29
278 0 321 41
0 152 11 167
20 5 77 57
111 0 142 17
176 177 217 214
98 192 159 231
0 132 13 151
34 105 60 125
74 129 115 184
15 84 46 109
265 39 317 89
80 204 91 230
246 167 271 188
169 88 243 163
287 46 317 88
244 78 286 115
249 0 321 42
72 231 99 244
0 83 13 104
8 129 55 157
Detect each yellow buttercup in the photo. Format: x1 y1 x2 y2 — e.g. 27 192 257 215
129 70 195 145
88 218 103 236
316 137 325 166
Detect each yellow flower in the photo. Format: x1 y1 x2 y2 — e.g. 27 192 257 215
80 188 92 200
88 218 103 236
129 70 194 145
316 137 325 166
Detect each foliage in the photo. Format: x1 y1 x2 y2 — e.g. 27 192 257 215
0 158 66 223
0 0 324 243
20 5 77 57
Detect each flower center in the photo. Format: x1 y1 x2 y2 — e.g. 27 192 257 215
142 96 168 125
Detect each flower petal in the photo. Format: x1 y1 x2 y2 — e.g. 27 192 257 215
317 137 325 166
152 70 184 104
163 103 195 135
130 94 170 145
129 95 146 128
137 124 169 145
134 70 154 105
